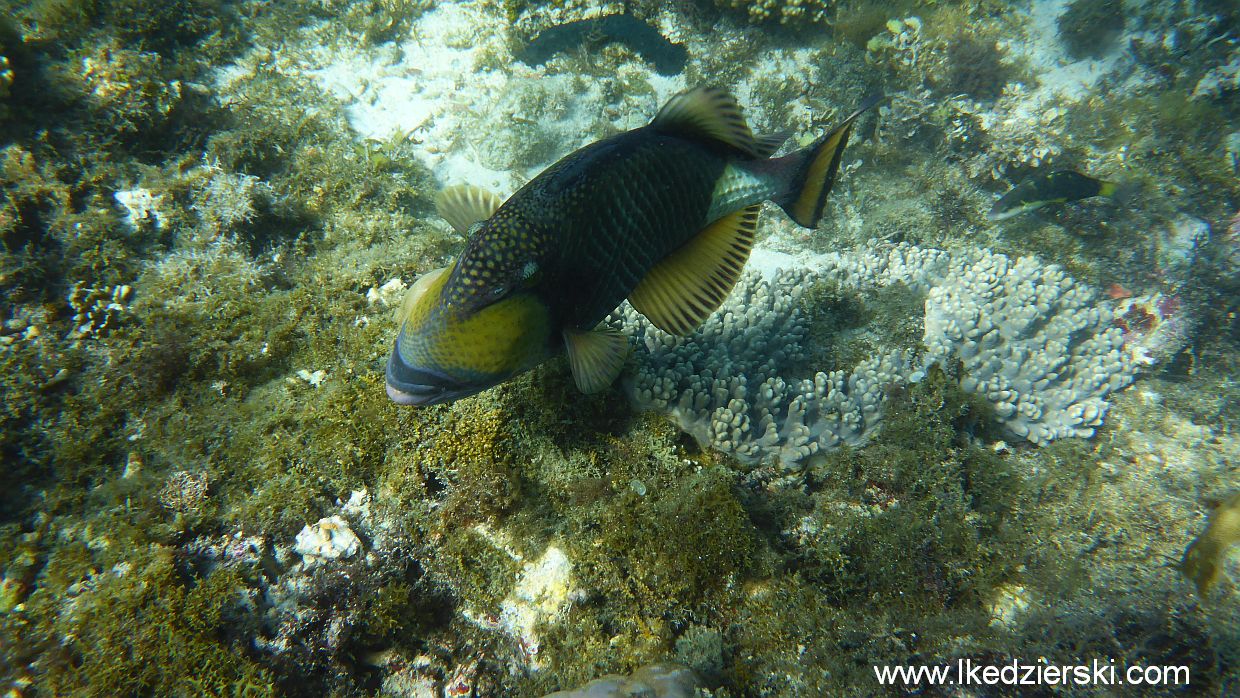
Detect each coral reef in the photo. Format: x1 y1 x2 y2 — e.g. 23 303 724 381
1 0 1238 697
70 43 184 136
294 514 363 567
191 168 268 237
941 34 1015 102
66 281 132 339
921 251 1133 444
626 244 1136 469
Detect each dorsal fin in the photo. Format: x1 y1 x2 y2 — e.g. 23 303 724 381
435 185 504 234
651 87 762 158
754 131 789 158
628 205 760 336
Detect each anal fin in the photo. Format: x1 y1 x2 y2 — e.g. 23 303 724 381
628 205 759 336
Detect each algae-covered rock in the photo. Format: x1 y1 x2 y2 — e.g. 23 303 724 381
715 0 831 26
1 0 1239 696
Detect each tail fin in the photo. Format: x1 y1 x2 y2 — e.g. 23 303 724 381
1104 178 1141 206
776 93 884 228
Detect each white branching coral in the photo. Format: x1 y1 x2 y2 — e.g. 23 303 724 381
67 281 132 339
624 244 1136 469
622 271 922 468
922 253 1133 444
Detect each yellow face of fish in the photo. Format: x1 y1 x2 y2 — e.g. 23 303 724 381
385 264 554 406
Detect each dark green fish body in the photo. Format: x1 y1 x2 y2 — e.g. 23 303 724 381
387 88 879 406
495 129 731 328
988 169 1118 221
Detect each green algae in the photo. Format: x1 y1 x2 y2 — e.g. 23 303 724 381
29 0 242 57
1056 0 1125 60
8 544 275 697
578 467 765 621
802 368 1015 610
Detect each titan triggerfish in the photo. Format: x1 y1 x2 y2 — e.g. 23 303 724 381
386 87 880 406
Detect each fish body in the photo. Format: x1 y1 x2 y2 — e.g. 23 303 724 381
988 169 1119 221
387 87 879 406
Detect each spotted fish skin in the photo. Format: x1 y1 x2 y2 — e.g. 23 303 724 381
495 129 732 329
387 87 878 406
393 131 732 398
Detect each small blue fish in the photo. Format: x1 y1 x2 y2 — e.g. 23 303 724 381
387 87 880 406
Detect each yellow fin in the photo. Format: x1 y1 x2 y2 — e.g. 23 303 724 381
1180 491 1240 596
784 93 882 228
628 205 759 336
563 327 629 394
435 185 503 234
651 87 762 158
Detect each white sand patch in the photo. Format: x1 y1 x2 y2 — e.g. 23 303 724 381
1014 0 1125 104
282 2 686 194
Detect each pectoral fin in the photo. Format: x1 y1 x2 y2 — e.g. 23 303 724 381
435 185 504 233
563 327 629 394
399 265 452 321
628 205 759 336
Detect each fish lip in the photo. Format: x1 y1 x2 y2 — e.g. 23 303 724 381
385 346 482 407
385 380 482 407
385 381 440 406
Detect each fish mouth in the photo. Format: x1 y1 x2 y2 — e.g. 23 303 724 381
385 346 484 407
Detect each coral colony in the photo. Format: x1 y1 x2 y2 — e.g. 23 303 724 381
627 245 1135 471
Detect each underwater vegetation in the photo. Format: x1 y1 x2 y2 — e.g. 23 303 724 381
713 0 831 26
1 0 1239 696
